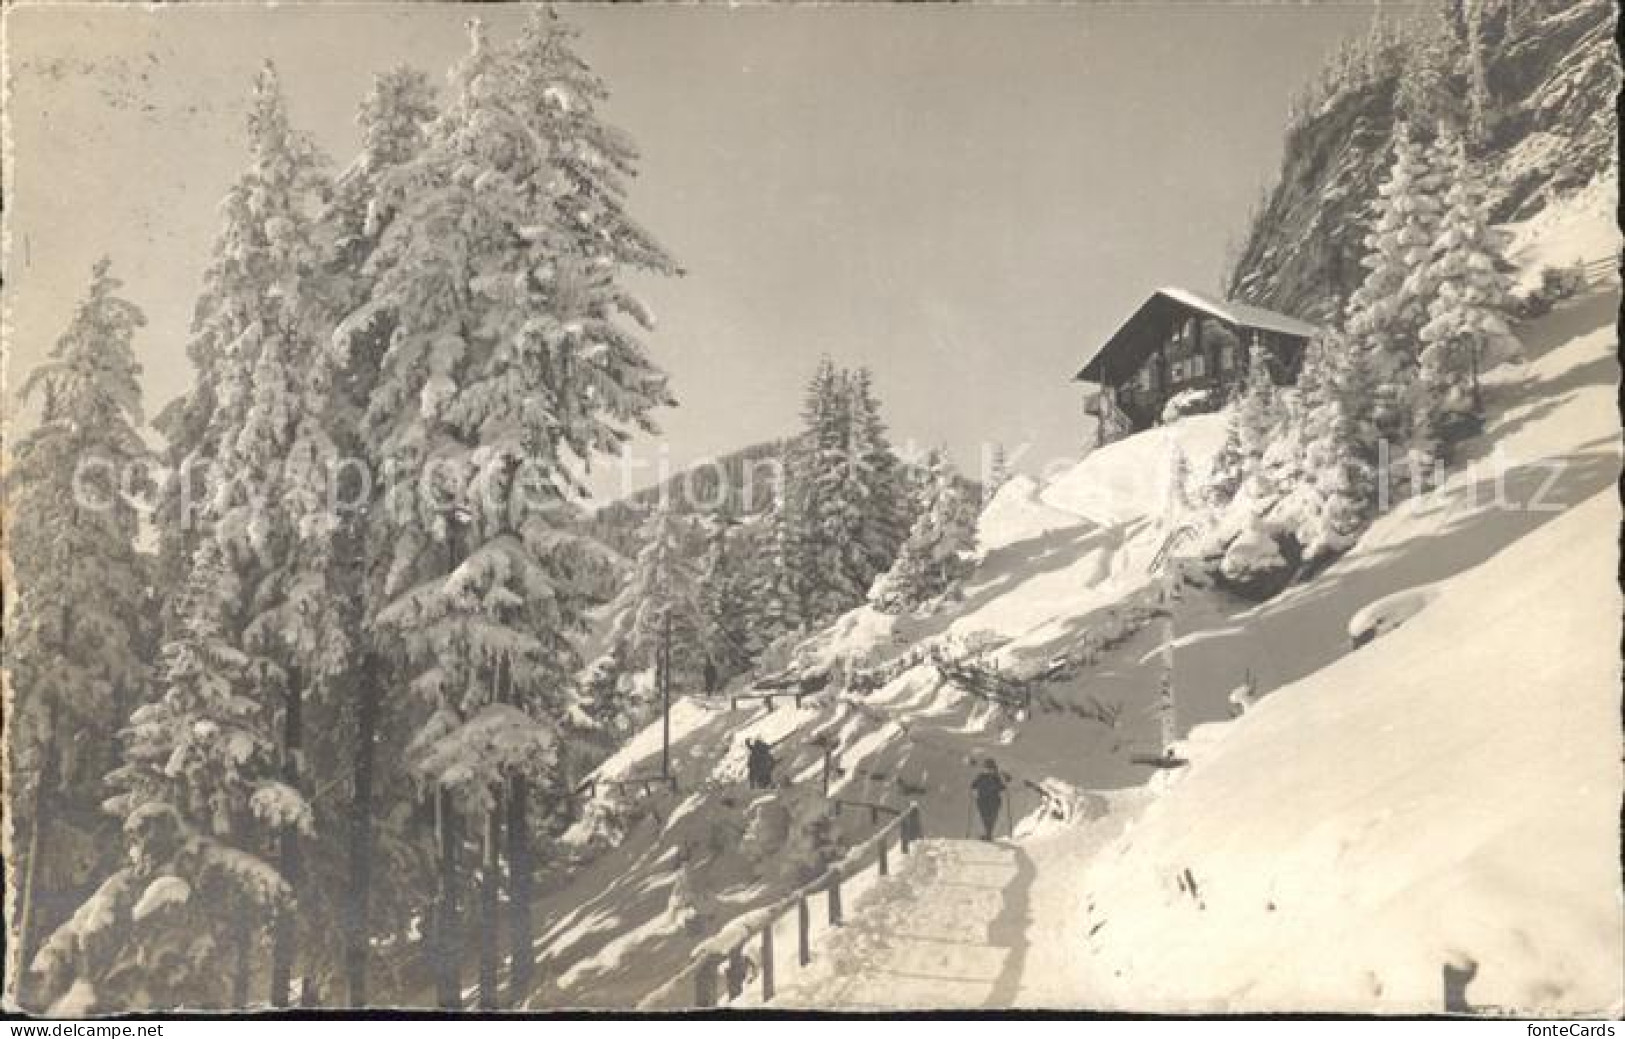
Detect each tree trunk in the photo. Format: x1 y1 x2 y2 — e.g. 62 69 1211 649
477 793 503 1009
433 788 463 1010
660 612 672 780
505 775 533 1005
343 654 381 1007
10 706 57 1009
270 670 304 1007
233 898 253 1008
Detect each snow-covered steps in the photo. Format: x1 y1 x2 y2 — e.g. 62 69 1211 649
766 838 1030 1009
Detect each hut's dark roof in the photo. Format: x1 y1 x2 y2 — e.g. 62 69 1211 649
1074 287 1317 383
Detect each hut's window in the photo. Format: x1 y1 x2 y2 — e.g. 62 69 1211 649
1191 354 1206 378
1220 344 1236 371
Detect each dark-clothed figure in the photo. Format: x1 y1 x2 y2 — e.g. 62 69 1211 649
746 738 776 789
970 759 1008 841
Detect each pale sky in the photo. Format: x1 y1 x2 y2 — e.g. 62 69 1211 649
4 1 1378 498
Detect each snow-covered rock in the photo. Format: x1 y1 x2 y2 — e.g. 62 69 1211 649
1347 584 1442 650
1218 521 1298 600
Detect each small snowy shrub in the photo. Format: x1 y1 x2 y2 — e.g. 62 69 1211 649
1160 387 1219 423
1515 262 1587 318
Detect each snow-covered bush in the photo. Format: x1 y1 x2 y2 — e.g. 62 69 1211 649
1515 261 1588 319
1160 387 1219 423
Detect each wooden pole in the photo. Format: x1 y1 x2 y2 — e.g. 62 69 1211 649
878 832 889 877
826 870 843 927
725 944 746 1000
661 612 672 781
797 897 811 966
760 925 775 1002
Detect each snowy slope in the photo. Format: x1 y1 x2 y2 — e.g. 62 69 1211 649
1040 413 1226 526
1080 484 1621 1014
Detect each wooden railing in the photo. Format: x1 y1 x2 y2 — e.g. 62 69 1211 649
573 773 679 799
642 802 924 1008
727 688 828 712
830 797 904 825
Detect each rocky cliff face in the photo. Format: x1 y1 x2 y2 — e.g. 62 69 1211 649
1226 0 1618 324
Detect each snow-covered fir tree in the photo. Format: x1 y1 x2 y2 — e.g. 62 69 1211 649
796 358 862 617
602 506 706 708
355 14 677 1006
983 442 1013 507
1198 404 1246 512
47 540 299 1013
844 368 912 590
695 509 751 691
319 62 440 1008
6 260 153 1005
1235 344 1284 494
183 64 348 1006
1416 132 1520 446
750 458 809 651
768 360 909 629
869 451 978 615
1275 333 1378 565
1344 120 1448 448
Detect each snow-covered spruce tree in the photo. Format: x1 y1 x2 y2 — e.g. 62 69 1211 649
1235 343 1283 495
5 260 152 1007
1394 7 1469 131
1344 120 1448 449
983 443 1013 507
38 539 298 1013
776 361 909 627
602 506 706 748
843 368 911 594
1197 404 1246 513
696 509 751 692
868 451 977 615
322 64 439 1008
1275 332 1378 566
1209 346 1297 594
749 457 809 653
1415 132 1519 452
795 358 864 620
186 63 350 1008
357 14 677 1006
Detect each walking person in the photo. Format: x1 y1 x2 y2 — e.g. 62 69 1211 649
969 758 1008 842
746 738 776 789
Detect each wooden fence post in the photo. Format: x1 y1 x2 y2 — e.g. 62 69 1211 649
878 832 889 877
827 869 843 927
726 943 746 1000
1442 958 1478 1014
760 924 775 1002
797 896 811 966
